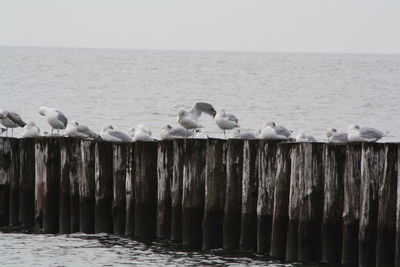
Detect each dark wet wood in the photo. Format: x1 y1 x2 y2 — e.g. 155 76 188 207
8 138 20 226
125 143 135 237
0 138 13 226
112 143 127 236
223 139 244 251
171 139 185 242
69 139 81 233
59 138 74 233
203 138 227 250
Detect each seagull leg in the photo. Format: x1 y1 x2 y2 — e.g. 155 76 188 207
11 128 14 137
224 130 226 139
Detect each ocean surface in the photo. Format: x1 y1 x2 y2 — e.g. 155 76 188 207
0 46 399 266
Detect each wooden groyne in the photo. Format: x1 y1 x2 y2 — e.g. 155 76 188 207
0 136 399 267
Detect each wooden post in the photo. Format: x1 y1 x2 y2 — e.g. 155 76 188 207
396 145 400 267
39 138 61 234
182 139 207 249
125 143 135 237
359 143 385 267
203 138 227 250
376 144 397 267
34 139 45 230
297 143 324 262
240 139 259 251
60 138 72 233
286 144 301 261
0 138 12 226
8 138 20 226
157 140 173 240
135 141 158 240
270 143 294 259
79 140 95 233
19 138 36 227
171 139 185 242
94 141 113 233
69 139 81 233
342 143 362 264
223 139 244 251
257 140 279 254
112 142 127 236
322 144 346 263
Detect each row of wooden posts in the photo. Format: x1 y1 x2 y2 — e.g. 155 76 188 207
0 137 398 267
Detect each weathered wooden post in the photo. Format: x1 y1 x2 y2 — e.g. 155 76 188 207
223 139 244 251
203 138 227 250
35 138 45 230
125 143 135 237
376 144 397 267
69 138 81 233
257 140 279 254
157 140 173 240
135 141 158 240
8 138 20 226
113 142 127 236
322 144 346 263
0 138 12 226
359 143 385 267
19 138 36 227
171 139 185 242
80 140 95 233
60 138 73 233
286 143 301 261
182 139 207 249
240 139 259 251
297 142 324 262
94 141 113 233
342 143 362 264
270 143 294 259
38 138 61 234
396 145 400 267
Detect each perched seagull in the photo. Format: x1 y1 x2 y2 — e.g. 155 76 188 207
21 121 40 138
215 109 239 139
38 106 68 134
133 124 155 141
100 125 133 142
0 110 26 136
65 120 98 139
260 121 292 140
295 131 317 142
347 124 386 142
175 101 216 136
326 128 348 143
160 124 194 140
231 128 256 139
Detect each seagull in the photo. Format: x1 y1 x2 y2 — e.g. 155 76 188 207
160 124 194 140
38 106 68 134
260 121 292 140
0 110 26 136
133 124 155 141
215 109 239 139
326 128 348 143
347 124 386 142
231 128 256 139
21 121 40 138
175 101 216 136
295 131 317 142
65 120 98 139
191 131 209 139
100 125 133 142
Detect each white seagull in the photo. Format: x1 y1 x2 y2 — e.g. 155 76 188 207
65 120 98 139
133 124 155 141
175 101 216 136
215 109 239 139
295 131 317 142
231 128 256 139
21 121 40 138
0 110 27 136
347 124 386 142
260 121 292 140
326 128 348 143
100 125 133 142
160 124 194 140
38 106 68 134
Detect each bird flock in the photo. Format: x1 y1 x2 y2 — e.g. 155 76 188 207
0 102 390 143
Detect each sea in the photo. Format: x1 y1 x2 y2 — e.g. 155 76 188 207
1 46 399 266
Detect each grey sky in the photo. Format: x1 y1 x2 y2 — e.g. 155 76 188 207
1 0 399 53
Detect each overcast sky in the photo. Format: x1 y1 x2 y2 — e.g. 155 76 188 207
1 0 399 54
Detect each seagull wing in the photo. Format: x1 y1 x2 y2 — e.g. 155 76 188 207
169 127 189 137
109 130 132 142
191 102 216 119
77 125 98 137
276 125 292 137
8 112 26 127
360 127 385 139
227 113 239 123
56 110 68 127
174 104 192 110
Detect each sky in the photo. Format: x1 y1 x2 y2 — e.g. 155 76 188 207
0 0 399 54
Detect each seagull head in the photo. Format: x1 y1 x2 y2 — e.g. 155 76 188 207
161 124 172 131
38 106 48 116
177 108 187 122
326 128 337 138
101 125 114 134
264 121 276 128
348 124 360 132
0 110 8 119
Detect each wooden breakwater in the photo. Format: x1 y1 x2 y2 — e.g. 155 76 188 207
0 137 398 267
